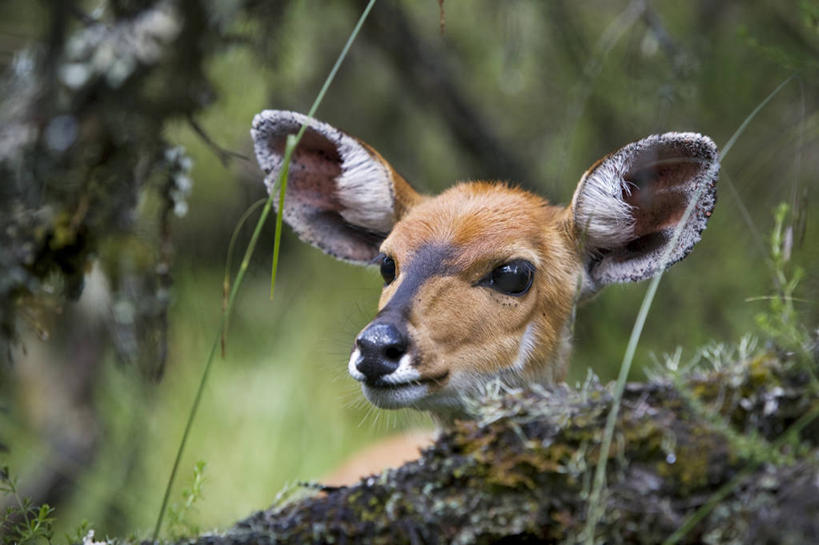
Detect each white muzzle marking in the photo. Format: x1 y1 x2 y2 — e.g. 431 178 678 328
348 350 429 409
348 348 366 381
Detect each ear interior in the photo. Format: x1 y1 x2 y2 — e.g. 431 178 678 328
623 151 706 238
251 111 417 264
264 124 349 218
573 133 719 290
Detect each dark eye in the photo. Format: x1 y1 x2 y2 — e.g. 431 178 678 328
379 254 396 285
482 260 534 296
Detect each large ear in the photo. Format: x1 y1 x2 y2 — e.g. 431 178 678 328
250 110 423 264
570 132 719 293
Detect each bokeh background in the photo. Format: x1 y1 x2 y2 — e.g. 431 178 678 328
1 0 818 538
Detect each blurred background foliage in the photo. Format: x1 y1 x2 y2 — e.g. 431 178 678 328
1 0 818 538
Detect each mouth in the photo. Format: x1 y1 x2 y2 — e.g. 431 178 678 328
360 372 450 409
364 372 449 390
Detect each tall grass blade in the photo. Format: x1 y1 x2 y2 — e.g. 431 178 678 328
270 0 377 300
581 74 794 545
152 0 377 539
222 198 266 356
719 75 793 161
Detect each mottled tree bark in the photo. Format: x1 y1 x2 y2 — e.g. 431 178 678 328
0 0 213 374
0 0 231 518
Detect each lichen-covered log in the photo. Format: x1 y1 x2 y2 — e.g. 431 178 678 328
187 347 818 544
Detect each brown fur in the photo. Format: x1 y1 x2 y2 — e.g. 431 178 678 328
321 428 437 487
358 140 425 219
378 182 581 392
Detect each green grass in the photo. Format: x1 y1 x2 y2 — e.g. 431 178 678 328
37 256 427 537
151 1 378 537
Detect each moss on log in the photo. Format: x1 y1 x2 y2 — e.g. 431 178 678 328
186 347 818 544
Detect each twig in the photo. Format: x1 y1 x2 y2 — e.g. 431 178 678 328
187 115 250 167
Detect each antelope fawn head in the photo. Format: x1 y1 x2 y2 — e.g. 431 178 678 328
251 111 719 419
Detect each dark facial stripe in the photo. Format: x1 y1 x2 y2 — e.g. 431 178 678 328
377 243 455 322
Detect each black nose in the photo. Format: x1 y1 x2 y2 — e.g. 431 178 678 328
355 323 408 381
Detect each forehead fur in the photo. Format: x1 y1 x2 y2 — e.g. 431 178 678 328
383 182 568 269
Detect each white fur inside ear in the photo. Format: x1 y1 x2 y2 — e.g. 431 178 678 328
251 110 396 235
336 137 396 234
572 155 636 248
